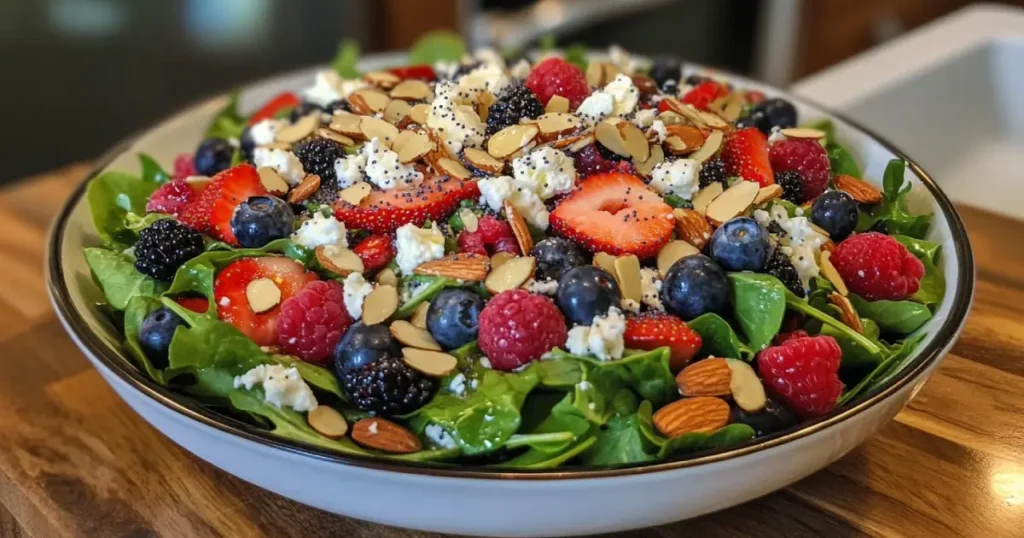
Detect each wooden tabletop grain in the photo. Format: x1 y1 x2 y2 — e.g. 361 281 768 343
1 165 1022 538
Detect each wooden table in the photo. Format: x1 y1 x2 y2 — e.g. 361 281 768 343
1 165 1021 538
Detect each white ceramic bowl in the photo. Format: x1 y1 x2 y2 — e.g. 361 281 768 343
47 57 974 537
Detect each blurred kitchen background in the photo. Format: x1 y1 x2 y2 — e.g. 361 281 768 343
1 0 1019 184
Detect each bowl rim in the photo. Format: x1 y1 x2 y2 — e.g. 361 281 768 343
46 70 975 481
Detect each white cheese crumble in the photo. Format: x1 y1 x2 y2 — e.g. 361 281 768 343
249 118 284 146
253 148 306 186
640 268 665 311
511 146 577 200
477 175 550 230
565 307 626 361
604 74 640 116
333 152 366 189
509 59 532 80
768 126 786 145
576 91 614 125
292 211 347 250
303 70 367 107
427 81 487 154
621 298 640 313
632 108 657 128
233 365 318 412
463 62 510 95
479 356 493 370
753 205 830 289
361 137 423 190
524 278 558 296
425 424 458 449
650 120 668 143
395 223 445 274
342 272 374 319
650 159 701 200
448 373 467 396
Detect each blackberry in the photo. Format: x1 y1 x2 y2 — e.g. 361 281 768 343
339 357 436 416
485 82 544 136
698 158 728 188
776 170 804 204
134 219 204 281
293 137 348 204
765 248 804 298
324 99 349 114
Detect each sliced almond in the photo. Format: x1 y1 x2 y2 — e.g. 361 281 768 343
657 110 685 125
503 201 533 254
613 255 642 304
545 95 570 114
410 301 430 329
360 116 400 145
287 174 320 204
397 132 432 163
694 108 729 129
722 98 744 123
634 143 664 177
484 256 536 294
329 113 364 139
586 61 606 87
424 128 454 160
673 208 715 249
705 180 759 226
351 418 421 453
459 208 479 233
781 127 826 140
568 134 594 153
829 292 863 334
834 174 883 204
245 278 281 314
656 240 700 278
307 406 348 439
664 125 705 152
408 103 430 125
753 184 783 205
185 175 212 189
688 130 724 162
809 222 832 238
375 267 398 287
438 158 471 180
676 358 732 396
414 254 489 281
487 124 539 159
476 91 496 122
257 166 289 195
593 252 618 276
276 113 320 143
726 359 767 412
391 320 442 351
490 251 516 271
362 284 398 325
464 147 504 174
536 113 582 139
402 348 458 377
692 182 724 215
652 397 731 438
391 129 418 154
316 127 355 146
339 182 372 205
316 245 364 276
819 251 848 296
594 120 631 158
619 122 650 162
383 98 412 125
390 79 432 101
364 70 400 89
350 89 391 114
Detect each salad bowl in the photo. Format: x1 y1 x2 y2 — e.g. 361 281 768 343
47 45 973 536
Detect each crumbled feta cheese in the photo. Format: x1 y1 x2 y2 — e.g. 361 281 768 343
333 152 366 189
464 62 510 95
292 211 347 249
233 365 318 412
253 148 306 186
249 118 284 146
478 174 515 211
525 278 558 296
426 81 487 154
434 60 459 80
477 175 550 230
512 146 576 200
303 70 367 107
640 268 665 311
361 137 423 190
395 223 445 274
342 272 374 319
754 205 829 289
608 45 639 74
565 307 626 361
470 378 479 389
479 356 493 369
576 91 614 125
632 109 657 128
768 126 786 145
509 59 532 80
604 74 640 116
621 298 640 313
474 47 505 68
650 159 701 200
425 424 458 449
448 373 467 396
650 120 668 143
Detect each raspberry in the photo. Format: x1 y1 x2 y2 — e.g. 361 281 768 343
457 230 487 255
769 139 830 200
146 179 197 216
133 219 204 281
573 144 618 178
173 153 196 181
477 215 513 244
758 335 843 417
459 216 520 255
277 280 352 363
492 236 520 254
830 232 925 301
351 234 395 272
525 58 590 109
478 290 568 371
774 329 809 345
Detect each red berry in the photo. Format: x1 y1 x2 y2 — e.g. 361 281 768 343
745 90 766 104
179 164 268 243
334 175 479 234
758 335 843 418
388 64 437 81
276 280 352 363
680 81 728 110
525 58 591 109
248 91 300 125
623 313 702 372
214 257 317 346
457 230 488 256
476 215 513 244
720 127 775 187
173 153 196 181
572 144 618 178
478 290 568 371
146 179 199 216
492 236 520 255
830 232 925 301
775 329 809 345
352 234 395 272
174 296 209 314
769 138 831 200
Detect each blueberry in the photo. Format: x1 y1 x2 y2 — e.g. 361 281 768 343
193 137 235 177
734 110 766 131
239 127 256 163
649 56 681 92
731 397 797 436
230 196 295 248
334 323 402 372
709 217 770 272
748 97 798 134
811 190 859 241
660 255 730 320
289 101 323 123
138 307 186 369
324 99 349 114
531 237 588 282
426 289 485 349
556 266 622 326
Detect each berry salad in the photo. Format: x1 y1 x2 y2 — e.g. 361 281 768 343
83 35 945 468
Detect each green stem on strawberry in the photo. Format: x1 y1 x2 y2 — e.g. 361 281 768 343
785 290 884 357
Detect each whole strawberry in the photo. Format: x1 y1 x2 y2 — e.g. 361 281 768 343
277 280 352 363
478 290 568 371
830 232 925 301
769 138 831 201
758 335 843 418
525 57 591 109
623 313 702 372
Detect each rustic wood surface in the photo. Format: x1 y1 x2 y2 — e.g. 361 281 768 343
1 165 1021 538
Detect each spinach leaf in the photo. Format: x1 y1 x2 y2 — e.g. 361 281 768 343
408 31 466 65
569 348 677 407
122 295 168 383
857 159 932 238
819 322 883 368
267 354 343 399
848 295 932 335
564 43 589 71
205 91 246 141
87 170 159 247
123 212 170 235
393 276 461 319
893 235 941 264
138 153 171 184
838 332 925 405
499 435 597 469
530 359 584 388
911 256 946 309
580 400 661 466
729 273 787 351
331 39 361 78
162 297 266 379
84 247 168 310
229 389 370 454
687 313 753 360
511 393 591 455
785 290 885 359
537 34 557 52
657 423 755 459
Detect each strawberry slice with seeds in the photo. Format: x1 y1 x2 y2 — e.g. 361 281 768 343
248 91 300 124
550 172 673 259
623 313 703 372
720 127 775 187
680 81 729 110
334 175 479 234
214 257 318 346
352 234 396 272
179 164 268 244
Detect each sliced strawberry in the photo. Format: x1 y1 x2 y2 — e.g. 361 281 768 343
174 296 210 314
146 179 200 216
680 81 729 110
720 127 775 187
388 64 437 81
334 175 479 234
623 313 702 372
179 164 268 244
247 92 300 124
214 257 318 346
549 172 673 259
352 234 395 272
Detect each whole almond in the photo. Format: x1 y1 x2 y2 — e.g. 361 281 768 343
652 397 731 438
351 419 422 454
676 358 732 397
834 174 883 204
673 208 714 249
414 254 489 281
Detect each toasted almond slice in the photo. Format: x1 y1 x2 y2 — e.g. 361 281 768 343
397 132 432 164
185 175 212 189
391 129 418 154
487 124 539 159
754 184 783 205
363 284 398 325
484 256 536 294
402 348 458 377
657 110 685 125
490 251 516 271
390 79 432 101
350 89 391 114
502 201 534 254
351 418 421 453
307 406 348 439
613 255 642 303
464 147 504 174
834 174 883 204
424 128 454 160
726 359 767 412
657 240 700 277
781 127 826 139
695 108 729 129
567 134 594 153
438 158 471 180
829 292 863 334
391 320 442 351
652 397 731 437
383 98 412 125
593 251 618 276
410 301 430 329
329 113 364 139
692 182 724 215
316 127 355 146
316 245 364 276
339 182 372 205
688 130 724 162
664 125 705 150
360 116 400 145
819 251 848 296
459 208 479 232
663 136 691 156
595 120 631 158
246 278 281 313
546 95 570 113
262 141 294 150
707 95 729 117
705 180 759 226
536 113 582 139
476 91 496 122
257 166 289 195
365 70 400 89
674 208 714 249
722 98 744 122
375 267 398 287
276 113 320 143
634 143 664 177
619 122 650 162
408 103 430 125
287 174 320 204
585 61 604 87
414 254 489 281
